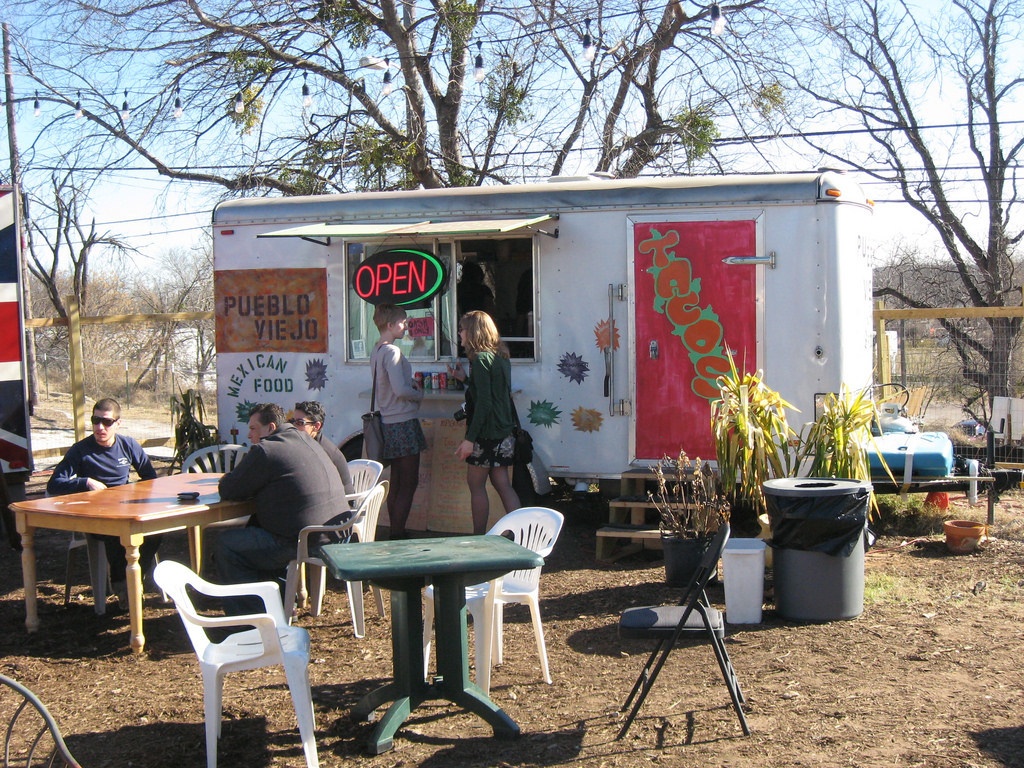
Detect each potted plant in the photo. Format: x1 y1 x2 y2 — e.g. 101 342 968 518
793 385 878 483
710 355 796 536
170 388 219 473
648 451 730 587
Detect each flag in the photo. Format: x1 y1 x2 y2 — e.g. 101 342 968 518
0 187 31 472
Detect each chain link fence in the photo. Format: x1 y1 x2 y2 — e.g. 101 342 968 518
878 310 1023 443
28 312 1018 467
29 321 217 468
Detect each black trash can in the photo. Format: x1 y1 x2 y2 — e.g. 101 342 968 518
763 478 871 621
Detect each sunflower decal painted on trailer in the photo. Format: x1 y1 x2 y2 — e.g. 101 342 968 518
235 399 257 421
594 319 620 352
571 406 603 433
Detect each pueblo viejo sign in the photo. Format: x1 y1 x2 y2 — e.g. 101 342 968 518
353 248 449 307
215 268 328 354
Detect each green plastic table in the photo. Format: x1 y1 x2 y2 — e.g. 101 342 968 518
318 535 544 754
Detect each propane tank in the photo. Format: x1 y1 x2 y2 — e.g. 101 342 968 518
878 402 918 434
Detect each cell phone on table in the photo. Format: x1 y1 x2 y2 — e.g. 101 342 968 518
177 491 200 503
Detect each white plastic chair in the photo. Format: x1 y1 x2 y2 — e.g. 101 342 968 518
183 444 251 574
63 532 110 613
345 459 384 515
283 482 389 637
182 444 251 475
422 506 564 693
340 468 388 631
64 533 170 610
153 560 319 768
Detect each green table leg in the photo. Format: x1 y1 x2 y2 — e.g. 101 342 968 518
354 587 429 753
352 575 520 753
431 578 519 739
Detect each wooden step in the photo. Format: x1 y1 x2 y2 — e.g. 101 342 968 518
595 526 663 562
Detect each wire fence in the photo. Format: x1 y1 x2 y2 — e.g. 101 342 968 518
876 306 1024 443
26 310 1021 467
28 320 218 467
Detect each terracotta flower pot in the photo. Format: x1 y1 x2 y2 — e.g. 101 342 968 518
943 519 986 554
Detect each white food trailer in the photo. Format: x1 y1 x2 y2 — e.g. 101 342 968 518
212 172 873 526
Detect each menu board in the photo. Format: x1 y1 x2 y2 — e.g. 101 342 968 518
214 268 328 353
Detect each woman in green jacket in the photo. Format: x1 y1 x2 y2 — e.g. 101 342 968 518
449 310 521 534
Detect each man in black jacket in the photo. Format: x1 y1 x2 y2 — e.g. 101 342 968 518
290 400 355 496
216 402 345 614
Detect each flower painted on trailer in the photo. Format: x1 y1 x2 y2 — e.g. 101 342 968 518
528 400 561 427
235 399 257 421
305 358 329 390
571 406 604 432
557 351 590 384
594 319 620 352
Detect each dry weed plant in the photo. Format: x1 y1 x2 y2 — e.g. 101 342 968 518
649 450 730 539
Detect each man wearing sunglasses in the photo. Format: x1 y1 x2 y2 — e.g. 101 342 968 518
47 397 160 610
291 401 355 497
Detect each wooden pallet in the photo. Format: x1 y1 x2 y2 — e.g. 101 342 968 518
597 467 665 562
595 526 662 562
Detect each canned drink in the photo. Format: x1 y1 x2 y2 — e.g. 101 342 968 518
423 373 432 390
432 372 441 390
414 371 424 388
438 372 448 390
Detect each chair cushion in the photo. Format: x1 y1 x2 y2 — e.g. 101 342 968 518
619 604 724 640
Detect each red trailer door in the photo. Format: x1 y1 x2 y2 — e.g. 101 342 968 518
632 219 758 461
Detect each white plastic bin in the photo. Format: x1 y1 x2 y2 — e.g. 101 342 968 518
723 538 767 624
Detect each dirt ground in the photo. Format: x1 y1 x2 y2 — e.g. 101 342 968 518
2 472 1024 768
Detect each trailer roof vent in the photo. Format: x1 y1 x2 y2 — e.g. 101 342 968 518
546 172 616 183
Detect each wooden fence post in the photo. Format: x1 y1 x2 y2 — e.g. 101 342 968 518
874 299 890 386
66 295 87 441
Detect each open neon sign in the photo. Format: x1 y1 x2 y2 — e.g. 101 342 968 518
353 248 449 307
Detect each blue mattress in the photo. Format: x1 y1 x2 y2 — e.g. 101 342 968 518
869 431 954 480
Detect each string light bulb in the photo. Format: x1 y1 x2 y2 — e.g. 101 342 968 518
234 91 244 114
120 90 131 122
173 86 183 119
75 92 83 119
301 72 312 108
582 18 597 62
382 59 393 96
34 91 41 117
710 4 726 36
474 41 485 83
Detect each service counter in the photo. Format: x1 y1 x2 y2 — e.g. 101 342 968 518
367 390 507 534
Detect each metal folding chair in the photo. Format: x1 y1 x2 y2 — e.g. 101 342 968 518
617 522 750 738
0 674 82 767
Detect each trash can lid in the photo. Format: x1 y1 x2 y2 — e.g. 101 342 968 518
724 538 767 552
762 477 872 497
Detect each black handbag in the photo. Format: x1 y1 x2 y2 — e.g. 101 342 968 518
510 396 533 464
362 360 386 462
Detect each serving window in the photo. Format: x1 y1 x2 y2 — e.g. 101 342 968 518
345 236 536 362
